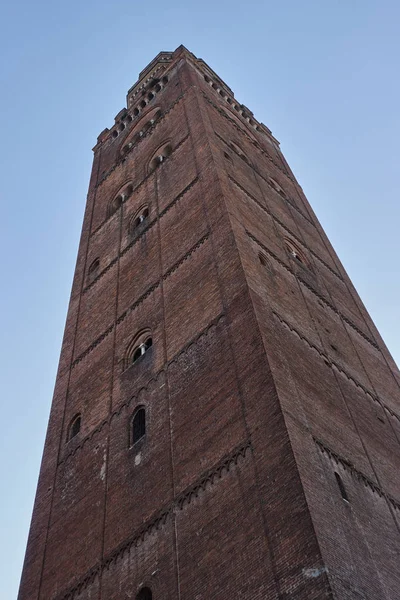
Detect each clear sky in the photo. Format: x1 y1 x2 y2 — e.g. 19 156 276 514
1 1 399 597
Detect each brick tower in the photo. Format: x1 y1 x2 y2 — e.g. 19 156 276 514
19 46 400 600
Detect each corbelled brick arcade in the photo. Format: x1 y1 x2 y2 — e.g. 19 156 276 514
19 46 400 599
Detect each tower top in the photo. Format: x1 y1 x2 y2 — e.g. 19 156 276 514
95 45 276 148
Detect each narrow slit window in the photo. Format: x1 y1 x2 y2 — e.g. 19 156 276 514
335 472 349 502
67 414 81 441
132 408 146 445
87 258 100 283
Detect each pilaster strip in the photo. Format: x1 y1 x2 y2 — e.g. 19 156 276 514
314 438 400 511
71 232 210 368
246 230 378 351
91 130 190 237
95 92 186 190
63 313 226 464
55 439 251 600
230 175 342 280
84 177 199 293
273 310 400 423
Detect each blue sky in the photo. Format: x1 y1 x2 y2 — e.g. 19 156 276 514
1 1 399 597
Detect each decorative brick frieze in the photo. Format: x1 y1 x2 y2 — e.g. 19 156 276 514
314 438 400 511
273 311 400 423
55 439 251 599
64 312 226 464
246 230 378 355
72 231 210 368
83 177 199 295
92 129 190 239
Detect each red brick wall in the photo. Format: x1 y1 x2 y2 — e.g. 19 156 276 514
19 46 400 600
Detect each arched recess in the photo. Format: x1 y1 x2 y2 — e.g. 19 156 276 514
120 107 162 156
136 587 152 600
129 205 150 234
148 141 172 173
107 181 134 218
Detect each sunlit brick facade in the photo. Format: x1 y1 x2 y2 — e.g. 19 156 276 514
19 46 400 600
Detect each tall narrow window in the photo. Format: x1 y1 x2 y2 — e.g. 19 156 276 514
335 472 349 503
131 408 146 445
87 258 100 283
67 414 81 442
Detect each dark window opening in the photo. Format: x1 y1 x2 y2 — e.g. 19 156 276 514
133 107 140 116
132 337 152 364
149 143 172 172
335 472 349 502
134 207 149 230
140 100 146 109
88 258 100 283
223 151 233 163
68 414 81 441
132 408 146 446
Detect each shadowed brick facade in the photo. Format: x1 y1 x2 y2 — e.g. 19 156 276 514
19 46 400 600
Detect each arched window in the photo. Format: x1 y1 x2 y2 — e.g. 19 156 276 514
108 194 123 217
87 258 100 283
130 206 149 233
136 587 152 600
132 337 153 363
121 108 162 156
148 142 172 172
67 414 81 442
107 182 133 218
131 407 146 446
124 329 153 370
284 238 308 267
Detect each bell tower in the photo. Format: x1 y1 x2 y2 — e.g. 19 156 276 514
19 46 400 600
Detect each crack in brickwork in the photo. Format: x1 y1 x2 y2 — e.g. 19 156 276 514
314 438 400 511
273 311 400 423
55 440 251 600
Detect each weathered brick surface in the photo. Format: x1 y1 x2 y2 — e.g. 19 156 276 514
19 46 400 600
